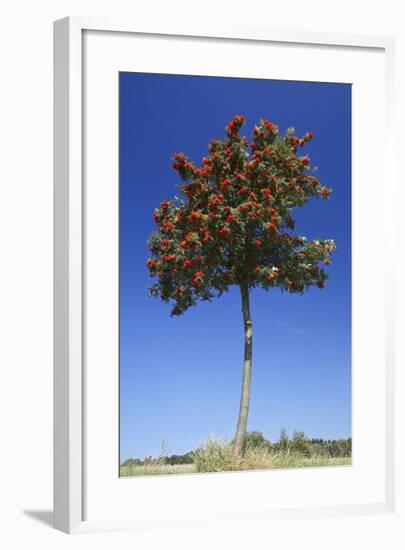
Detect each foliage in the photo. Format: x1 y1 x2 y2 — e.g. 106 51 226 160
164 451 194 465
244 430 272 451
146 116 335 316
272 429 352 458
192 437 241 473
290 430 312 457
192 437 275 473
278 427 289 453
120 430 352 476
120 455 350 477
308 437 352 458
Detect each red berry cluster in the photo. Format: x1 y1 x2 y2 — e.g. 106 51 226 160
147 116 335 315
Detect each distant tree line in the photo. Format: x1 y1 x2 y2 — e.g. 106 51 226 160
121 451 194 468
245 429 352 458
121 429 351 467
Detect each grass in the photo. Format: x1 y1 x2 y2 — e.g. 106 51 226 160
120 437 351 477
120 462 195 477
272 455 351 469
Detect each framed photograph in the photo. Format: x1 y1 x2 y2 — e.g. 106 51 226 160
54 17 400 537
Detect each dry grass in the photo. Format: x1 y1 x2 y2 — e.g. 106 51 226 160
193 438 242 472
191 437 275 473
120 455 350 477
120 462 195 477
272 455 351 470
120 438 350 477
242 444 274 470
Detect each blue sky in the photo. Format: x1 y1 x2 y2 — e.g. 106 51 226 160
119 72 351 461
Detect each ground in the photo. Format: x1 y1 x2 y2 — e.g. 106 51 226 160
120 456 351 477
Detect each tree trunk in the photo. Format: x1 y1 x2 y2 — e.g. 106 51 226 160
234 283 253 456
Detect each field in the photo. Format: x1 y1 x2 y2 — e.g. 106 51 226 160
120 433 352 477
120 456 351 477
120 462 196 477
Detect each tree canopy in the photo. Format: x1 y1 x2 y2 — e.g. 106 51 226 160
147 116 335 316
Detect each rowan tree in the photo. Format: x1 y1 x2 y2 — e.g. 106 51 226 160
146 116 335 455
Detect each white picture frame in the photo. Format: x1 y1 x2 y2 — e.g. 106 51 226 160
54 16 400 537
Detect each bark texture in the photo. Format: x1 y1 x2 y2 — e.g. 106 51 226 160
234 283 253 456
